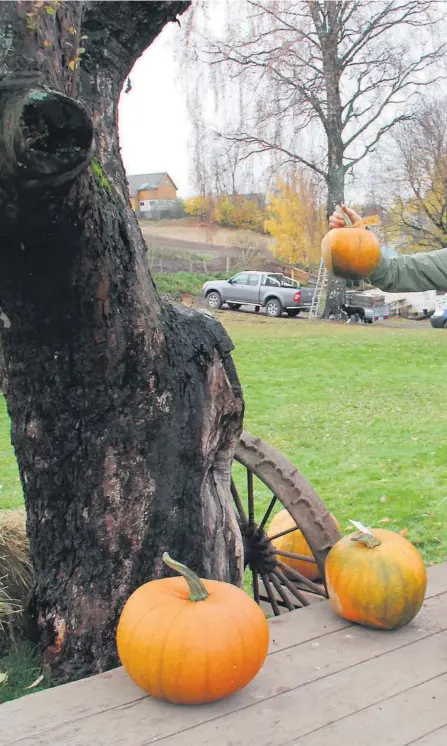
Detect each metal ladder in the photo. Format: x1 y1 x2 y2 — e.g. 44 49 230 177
308 259 328 320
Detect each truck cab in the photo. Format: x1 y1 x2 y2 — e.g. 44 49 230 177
202 271 315 317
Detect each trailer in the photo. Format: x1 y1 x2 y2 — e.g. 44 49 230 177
363 304 390 323
346 291 390 323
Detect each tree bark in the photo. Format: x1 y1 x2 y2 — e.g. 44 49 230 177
317 4 346 320
0 1 244 682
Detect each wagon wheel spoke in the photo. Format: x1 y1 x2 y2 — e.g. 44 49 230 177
269 571 296 611
259 495 277 531
273 566 310 607
233 432 340 618
247 469 255 525
278 560 327 596
273 548 317 565
231 478 247 525
252 568 260 605
267 525 300 542
261 573 281 616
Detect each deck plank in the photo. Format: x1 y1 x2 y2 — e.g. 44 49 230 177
3 596 447 746
410 726 447 745
148 634 447 746
284 673 447 746
1 564 446 746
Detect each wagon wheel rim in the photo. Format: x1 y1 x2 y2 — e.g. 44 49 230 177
233 432 341 616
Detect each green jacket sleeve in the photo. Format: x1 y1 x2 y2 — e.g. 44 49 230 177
369 248 447 292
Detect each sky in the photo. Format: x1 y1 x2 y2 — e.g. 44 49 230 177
118 22 192 197
116 9 400 205
117 4 444 206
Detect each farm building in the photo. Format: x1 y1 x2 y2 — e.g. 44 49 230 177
127 173 181 219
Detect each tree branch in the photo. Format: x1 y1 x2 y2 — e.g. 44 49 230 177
344 47 447 151
220 132 327 178
345 114 413 170
82 1 190 82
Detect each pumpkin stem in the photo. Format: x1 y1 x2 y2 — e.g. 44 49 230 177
162 553 209 602
349 519 381 548
351 531 381 548
335 203 353 227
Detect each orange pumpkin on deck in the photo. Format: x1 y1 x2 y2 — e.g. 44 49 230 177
116 553 269 705
268 509 339 581
325 526 427 630
321 223 380 280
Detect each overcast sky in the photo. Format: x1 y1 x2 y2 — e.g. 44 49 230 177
118 22 192 197
117 5 443 206
116 11 395 205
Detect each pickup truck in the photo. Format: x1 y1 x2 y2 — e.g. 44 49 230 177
202 271 315 317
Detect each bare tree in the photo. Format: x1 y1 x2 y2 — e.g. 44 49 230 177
183 0 446 314
388 98 447 249
0 0 244 681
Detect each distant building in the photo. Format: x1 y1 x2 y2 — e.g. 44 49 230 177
127 173 180 219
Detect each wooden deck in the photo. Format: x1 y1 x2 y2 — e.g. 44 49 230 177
2 563 447 746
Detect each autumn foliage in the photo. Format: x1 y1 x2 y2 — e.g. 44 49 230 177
184 194 265 232
265 171 326 267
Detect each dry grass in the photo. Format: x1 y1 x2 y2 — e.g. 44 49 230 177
0 509 32 644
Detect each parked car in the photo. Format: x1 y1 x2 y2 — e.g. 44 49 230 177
430 295 447 328
202 271 315 317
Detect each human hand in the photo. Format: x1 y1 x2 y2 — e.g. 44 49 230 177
328 204 362 230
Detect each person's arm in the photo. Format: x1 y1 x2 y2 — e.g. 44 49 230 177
328 205 447 293
369 247 447 293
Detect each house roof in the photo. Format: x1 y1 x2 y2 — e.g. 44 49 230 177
127 172 178 196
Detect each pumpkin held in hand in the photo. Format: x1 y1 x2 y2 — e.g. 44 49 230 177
325 522 427 630
321 207 380 280
116 553 269 705
268 509 339 581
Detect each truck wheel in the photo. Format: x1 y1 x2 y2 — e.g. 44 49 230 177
228 303 241 310
206 291 222 309
265 298 283 318
286 309 300 317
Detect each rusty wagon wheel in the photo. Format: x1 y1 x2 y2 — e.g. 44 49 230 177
233 432 341 616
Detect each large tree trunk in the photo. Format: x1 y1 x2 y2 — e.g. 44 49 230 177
0 1 244 682
316 5 347 320
323 166 346 318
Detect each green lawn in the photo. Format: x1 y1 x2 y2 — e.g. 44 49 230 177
1 314 447 701
3 315 444 559
2 316 447 558
0 397 21 510
152 271 228 298
226 314 447 565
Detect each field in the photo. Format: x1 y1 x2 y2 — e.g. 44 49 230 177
1 313 447 701
140 220 282 277
0 398 21 510
224 314 447 567
140 218 271 252
2 314 447 559
152 271 227 298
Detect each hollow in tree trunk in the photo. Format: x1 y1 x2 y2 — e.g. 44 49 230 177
0 1 244 682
